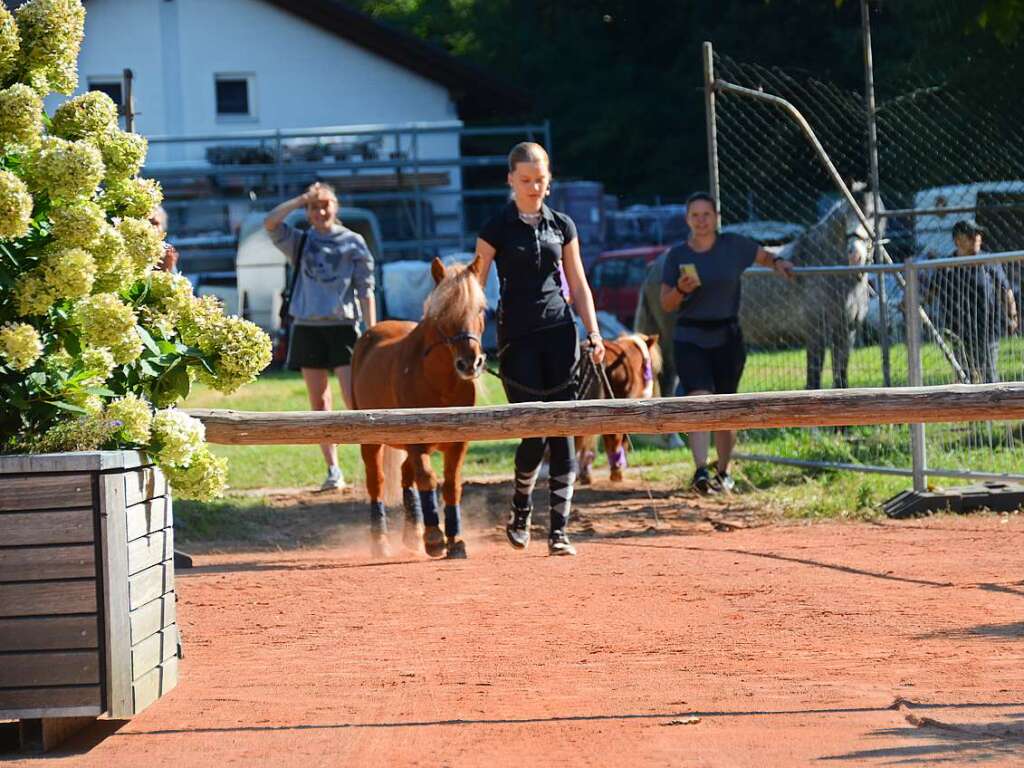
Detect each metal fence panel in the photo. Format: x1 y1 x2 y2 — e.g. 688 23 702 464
709 48 1024 482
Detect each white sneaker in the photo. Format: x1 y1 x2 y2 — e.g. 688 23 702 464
320 466 345 491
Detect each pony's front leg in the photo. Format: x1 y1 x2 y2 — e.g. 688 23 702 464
361 443 390 558
440 442 468 559
410 446 445 558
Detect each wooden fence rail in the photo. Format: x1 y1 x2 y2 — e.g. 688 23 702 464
187 383 1024 446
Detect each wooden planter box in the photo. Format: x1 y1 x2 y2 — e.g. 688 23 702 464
0 452 179 750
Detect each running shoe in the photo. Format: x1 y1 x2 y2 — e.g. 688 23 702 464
548 529 577 556
320 465 346 491
714 469 736 493
691 466 716 495
506 504 532 549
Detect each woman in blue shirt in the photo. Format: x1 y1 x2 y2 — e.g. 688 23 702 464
660 192 794 494
265 182 376 491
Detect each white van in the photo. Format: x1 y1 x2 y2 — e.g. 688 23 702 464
915 181 1024 259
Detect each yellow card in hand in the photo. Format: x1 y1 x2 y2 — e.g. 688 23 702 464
679 263 700 284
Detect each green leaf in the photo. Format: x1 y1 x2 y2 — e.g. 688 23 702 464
138 359 160 378
82 386 117 397
157 339 177 354
136 326 161 357
61 332 82 356
47 400 88 414
153 362 191 405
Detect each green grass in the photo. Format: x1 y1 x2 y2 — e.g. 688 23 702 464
181 338 1022 525
741 336 1024 391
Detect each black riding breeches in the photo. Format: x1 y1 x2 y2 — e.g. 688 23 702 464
499 322 579 529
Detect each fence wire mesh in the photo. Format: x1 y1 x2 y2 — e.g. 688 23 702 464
917 257 1024 477
711 50 1024 481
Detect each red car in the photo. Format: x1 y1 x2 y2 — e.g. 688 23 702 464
588 245 669 327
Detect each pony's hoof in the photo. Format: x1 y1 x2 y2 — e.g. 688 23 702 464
609 467 624 482
445 538 468 559
402 522 424 552
423 526 446 558
578 469 592 485
370 533 392 559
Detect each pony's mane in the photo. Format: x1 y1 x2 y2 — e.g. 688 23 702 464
648 337 663 378
423 263 487 330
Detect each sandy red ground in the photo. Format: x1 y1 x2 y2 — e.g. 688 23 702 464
7 479 1024 766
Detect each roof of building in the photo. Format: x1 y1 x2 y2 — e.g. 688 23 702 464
1 0 528 118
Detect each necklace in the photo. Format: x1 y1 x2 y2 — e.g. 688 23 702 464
518 210 542 228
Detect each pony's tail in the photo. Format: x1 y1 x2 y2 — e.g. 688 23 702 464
382 447 405 507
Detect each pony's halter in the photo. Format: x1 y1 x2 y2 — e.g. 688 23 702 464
423 330 483 358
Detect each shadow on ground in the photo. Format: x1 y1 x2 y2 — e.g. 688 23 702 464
174 475 765 555
821 708 1024 764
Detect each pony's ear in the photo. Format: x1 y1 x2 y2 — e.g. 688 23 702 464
430 257 446 285
467 255 485 283
645 333 659 349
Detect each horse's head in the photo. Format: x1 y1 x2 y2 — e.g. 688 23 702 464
423 257 487 380
844 182 885 267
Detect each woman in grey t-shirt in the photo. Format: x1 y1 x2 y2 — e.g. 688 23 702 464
264 182 376 491
660 192 794 494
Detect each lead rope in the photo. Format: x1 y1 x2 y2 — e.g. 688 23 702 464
582 348 661 526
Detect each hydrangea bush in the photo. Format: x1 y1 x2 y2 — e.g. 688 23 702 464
0 0 272 499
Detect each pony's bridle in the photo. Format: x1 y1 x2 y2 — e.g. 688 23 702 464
423 330 483 358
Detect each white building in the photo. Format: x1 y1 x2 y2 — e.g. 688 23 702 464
16 0 526 254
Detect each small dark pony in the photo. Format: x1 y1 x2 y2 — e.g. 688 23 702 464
351 258 487 559
577 333 661 483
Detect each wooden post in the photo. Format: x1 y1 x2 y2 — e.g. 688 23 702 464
188 383 1024 446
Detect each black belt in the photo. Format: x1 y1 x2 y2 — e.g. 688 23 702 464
677 317 738 330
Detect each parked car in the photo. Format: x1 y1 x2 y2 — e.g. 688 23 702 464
589 245 670 327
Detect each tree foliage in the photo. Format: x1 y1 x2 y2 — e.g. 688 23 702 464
351 0 1023 200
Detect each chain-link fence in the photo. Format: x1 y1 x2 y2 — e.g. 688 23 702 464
706 46 1024 484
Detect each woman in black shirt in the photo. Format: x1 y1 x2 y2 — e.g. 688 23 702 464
475 143 605 557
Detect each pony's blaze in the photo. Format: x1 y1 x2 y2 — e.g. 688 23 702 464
423 260 488 381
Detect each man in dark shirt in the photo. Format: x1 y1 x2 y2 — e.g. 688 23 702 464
932 220 1018 383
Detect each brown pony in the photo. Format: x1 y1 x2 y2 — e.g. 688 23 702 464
577 333 661 483
351 258 487 559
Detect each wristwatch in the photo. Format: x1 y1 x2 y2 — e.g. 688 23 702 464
587 331 602 345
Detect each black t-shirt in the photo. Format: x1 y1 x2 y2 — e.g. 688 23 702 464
479 201 577 342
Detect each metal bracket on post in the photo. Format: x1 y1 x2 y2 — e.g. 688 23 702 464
703 42 721 216
122 68 135 133
903 259 927 491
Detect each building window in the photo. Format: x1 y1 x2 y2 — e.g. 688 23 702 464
88 79 123 111
215 74 255 118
